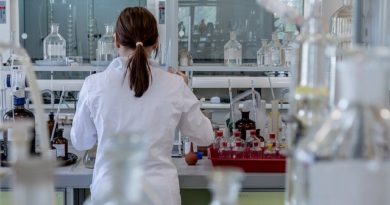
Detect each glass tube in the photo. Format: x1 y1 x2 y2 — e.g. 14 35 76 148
208 167 244 205
330 0 352 49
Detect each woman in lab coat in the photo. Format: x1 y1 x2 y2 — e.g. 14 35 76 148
70 7 213 205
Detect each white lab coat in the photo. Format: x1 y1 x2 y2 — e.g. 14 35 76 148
71 57 213 205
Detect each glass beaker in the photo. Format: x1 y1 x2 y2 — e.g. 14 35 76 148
43 23 67 62
83 145 97 169
208 167 244 205
294 47 390 205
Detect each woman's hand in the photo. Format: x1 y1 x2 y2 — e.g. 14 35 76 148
168 67 189 85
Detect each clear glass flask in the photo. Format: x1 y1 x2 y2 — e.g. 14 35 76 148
269 33 282 66
294 48 390 205
96 24 115 62
43 23 66 62
224 31 242 66
330 0 352 49
257 39 269 67
208 167 244 205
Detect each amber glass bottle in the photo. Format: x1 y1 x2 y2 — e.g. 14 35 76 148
1 97 36 166
235 111 256 140
47 112 55 141
52 128 68 159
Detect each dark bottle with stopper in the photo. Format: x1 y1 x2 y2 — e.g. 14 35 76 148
52 128 68 159
235 109 256 140
1 96 36 166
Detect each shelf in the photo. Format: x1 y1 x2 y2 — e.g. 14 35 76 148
191 76 290 88
36 79 85 91
179 64 291 72
201 102 289 110
33 65 106 72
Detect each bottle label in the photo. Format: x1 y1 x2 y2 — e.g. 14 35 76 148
48 44 65 57
309 161 390 205
53 144 66 157
245 130 251 140
224 50 242 65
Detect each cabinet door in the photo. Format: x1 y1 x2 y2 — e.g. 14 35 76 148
178 0 302 64
20 0 145 61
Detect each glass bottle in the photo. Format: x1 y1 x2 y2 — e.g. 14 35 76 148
224 31 242 66
47 112 55 142
286 0 336 203
282 32 298 68
1 97 36 167
330 0 352 50
213 130 223 157
264 133 277 159
244 130 256 158
52 128 68 159
43 23 67 62
231 135 244 159
83 145 97 169
250 130 262 159
294 49 390 205
96 24 115 62
208 167 244 205
220 137 231 159
256 129 265 150
269 33 282 66
257 39 269 67
235 110 256 141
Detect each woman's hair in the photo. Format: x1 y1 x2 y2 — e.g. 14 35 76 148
116 7 159 97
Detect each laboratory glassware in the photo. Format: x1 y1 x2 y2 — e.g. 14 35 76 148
294 48 390 205
96 24 115 62
235 109 256 140
285 0 336 203
0 42 55 205
269 33 282 66
330 0 352 50
257 39 270 67
224 31 242 66
51 128 68 159
208 167 244 205
282 32 298 68
83 145 97 169
91 134 159 205
43 23 67 62
264 133 278 158
2 97 36 166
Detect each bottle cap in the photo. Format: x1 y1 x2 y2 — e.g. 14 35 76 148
49 112 54 120
13 97 26 106
250 130 257 136
196 152 203 160
234 131 241 137
269 133 276 139
216 130 224 137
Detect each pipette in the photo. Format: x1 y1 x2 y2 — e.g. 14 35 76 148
228 79 235 130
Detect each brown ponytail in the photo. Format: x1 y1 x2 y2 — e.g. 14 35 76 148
116 7 159 97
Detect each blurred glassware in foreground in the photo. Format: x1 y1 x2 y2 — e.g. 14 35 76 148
208 167 244 205
294 47 390 205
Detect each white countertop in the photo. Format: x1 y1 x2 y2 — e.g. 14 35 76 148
0 155 285 190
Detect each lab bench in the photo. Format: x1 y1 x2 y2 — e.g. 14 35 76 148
0 156 285 205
